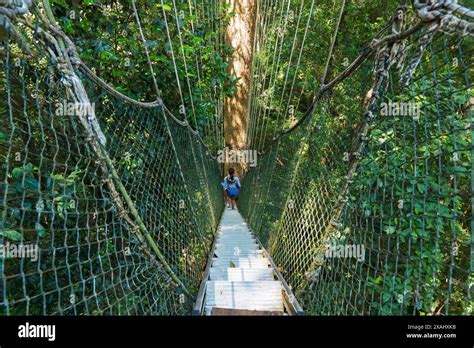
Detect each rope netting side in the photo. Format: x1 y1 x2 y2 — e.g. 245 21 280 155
0 0 225 315
84 86 224 292
0 50 188 315
240 1 473 315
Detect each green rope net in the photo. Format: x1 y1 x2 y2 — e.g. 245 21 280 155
0 0 224 315
239 1 473 315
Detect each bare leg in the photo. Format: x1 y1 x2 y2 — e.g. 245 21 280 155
231 198 236 209
224 191 230 207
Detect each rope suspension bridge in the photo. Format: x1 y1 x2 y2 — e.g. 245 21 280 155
0 0 472 316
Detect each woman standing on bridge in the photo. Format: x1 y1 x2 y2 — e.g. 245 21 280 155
222 168 241 209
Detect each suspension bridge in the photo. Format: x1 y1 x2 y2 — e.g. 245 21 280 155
0 0 472 316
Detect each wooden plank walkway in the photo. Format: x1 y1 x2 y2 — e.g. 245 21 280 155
203 209 284 315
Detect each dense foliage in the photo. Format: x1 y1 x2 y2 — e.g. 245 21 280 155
50 0 236 141
0 0 472 316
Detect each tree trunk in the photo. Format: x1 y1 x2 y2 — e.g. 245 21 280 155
224 0 256 178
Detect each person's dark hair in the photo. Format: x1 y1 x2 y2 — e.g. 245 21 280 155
228 168 235 176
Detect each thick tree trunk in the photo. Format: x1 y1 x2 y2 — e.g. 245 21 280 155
224 0 256 178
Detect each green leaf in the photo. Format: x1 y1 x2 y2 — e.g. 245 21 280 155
12 167 23 179
416 183 426 193
384 226 396 235
0 228 22 241
25 177 39 190
156 3 172 11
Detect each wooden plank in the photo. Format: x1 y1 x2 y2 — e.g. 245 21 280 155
205 281 283 312
214 250 263 257
210 267 274 281
212 257 270 268
211 307 283 316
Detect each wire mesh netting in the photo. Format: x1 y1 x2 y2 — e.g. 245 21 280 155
0 0 225 315
239 1 473 315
